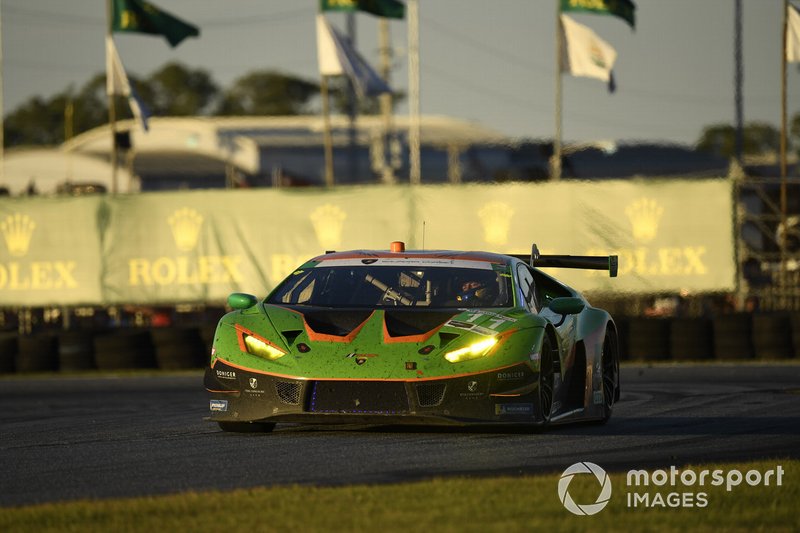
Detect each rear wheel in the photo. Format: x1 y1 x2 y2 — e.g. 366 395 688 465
600 329 619 423
217 421 276 433
534 335 555 426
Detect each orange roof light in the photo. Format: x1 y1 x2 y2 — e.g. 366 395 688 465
390 241 405 253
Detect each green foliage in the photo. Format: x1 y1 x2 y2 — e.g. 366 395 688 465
215 70 319 116
695 121 782 157
144 63 218 116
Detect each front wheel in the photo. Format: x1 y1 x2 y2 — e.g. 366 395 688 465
217 421 276 433
599 329 619 423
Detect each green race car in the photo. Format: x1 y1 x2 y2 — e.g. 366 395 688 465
204 242 619 432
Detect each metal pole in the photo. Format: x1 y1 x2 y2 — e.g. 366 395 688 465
346 13 357 183
321 75 334 187
780 0 789 294
378 18 395 184
106 0 118 194
734 0 744 166
552 4 563 181
408 0 420 185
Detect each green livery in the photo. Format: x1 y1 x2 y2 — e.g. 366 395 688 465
204 243 620 432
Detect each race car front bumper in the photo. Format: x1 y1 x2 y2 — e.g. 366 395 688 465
205 358 544 426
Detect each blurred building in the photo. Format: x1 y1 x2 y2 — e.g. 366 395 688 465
0 115 740 195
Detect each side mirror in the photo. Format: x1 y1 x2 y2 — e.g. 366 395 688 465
548 297 585 315
228 293 258 310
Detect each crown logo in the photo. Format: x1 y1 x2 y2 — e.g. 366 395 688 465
310 204 347 250
1 213 36 257
625 198 663 243
478 201 514 246
167 208 204 252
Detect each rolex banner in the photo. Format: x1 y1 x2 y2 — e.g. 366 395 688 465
0 179 734 306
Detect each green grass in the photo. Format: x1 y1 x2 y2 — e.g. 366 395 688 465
1 460 797 533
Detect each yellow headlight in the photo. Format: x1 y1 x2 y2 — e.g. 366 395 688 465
444 337 498 363
244 334 286 360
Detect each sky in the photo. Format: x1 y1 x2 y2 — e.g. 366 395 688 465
2 0 799 147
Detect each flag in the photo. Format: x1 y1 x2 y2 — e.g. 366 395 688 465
106 36 151 131
320 0 405 19
560 0 635 29
788 2 800 63
111 0 199 48
560 14 618 90
316 15 391 98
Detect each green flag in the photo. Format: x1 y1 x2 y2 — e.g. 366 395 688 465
111 0 199 47
560 0 635 29
320 0 405 19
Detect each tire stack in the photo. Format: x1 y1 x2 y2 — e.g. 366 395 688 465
613 317 630 361
627 317 670 361
669 317 714 361
57 331 96 371
712 313 754 360
199 324 217 360
0 332 18 374
15 334 59 373
752 313 793 360
150 327 207 369
93 329 157 370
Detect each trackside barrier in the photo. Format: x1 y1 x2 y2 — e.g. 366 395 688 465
0 315 797 375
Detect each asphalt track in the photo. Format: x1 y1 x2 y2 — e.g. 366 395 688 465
1 363 799 507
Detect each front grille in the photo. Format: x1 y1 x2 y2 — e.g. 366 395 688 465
415 382 447 407
275 381 302 405
307 381 409 414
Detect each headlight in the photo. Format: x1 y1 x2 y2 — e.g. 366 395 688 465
243 334 286 360
444 337 498 363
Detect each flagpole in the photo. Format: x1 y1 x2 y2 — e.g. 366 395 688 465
552 4 563 181
321 75 334 187
106 0 119 195
407 0 420 185
0 0 4 187
780 0 789 290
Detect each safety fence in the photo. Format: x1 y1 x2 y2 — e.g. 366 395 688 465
0 313 797 375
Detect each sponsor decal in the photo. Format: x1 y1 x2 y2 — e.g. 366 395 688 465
460 380 483 399
478 201 514 246
496 370 526 381
346 352 378 365
216 369 236 380
405 361 417 370
310 204 347 250
593 390 604 405
495 403 533 415
249 378 258 389
209 399 228 412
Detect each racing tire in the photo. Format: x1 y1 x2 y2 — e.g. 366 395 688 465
599 329 619 424
533 335 555 427
217 421 276 433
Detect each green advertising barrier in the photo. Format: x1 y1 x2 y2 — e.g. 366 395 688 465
0 196 104 306
0 179 734 306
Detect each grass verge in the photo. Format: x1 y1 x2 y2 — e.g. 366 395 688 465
1 459 797 532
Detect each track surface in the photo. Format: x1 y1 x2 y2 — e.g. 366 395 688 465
1 364 799 507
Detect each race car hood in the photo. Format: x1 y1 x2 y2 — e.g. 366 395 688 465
210 303 546 380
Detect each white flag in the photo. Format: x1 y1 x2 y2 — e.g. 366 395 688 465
560 14 617 84
788 3 800 63
105 36 150 131
315 14 391 97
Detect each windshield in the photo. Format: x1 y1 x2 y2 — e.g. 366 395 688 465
268 263 513 308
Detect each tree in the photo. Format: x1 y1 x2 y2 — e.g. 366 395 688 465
143 62 218 116
215 70 319 115
696 122 780 157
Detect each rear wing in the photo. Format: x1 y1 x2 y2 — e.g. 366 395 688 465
511 244 618 278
